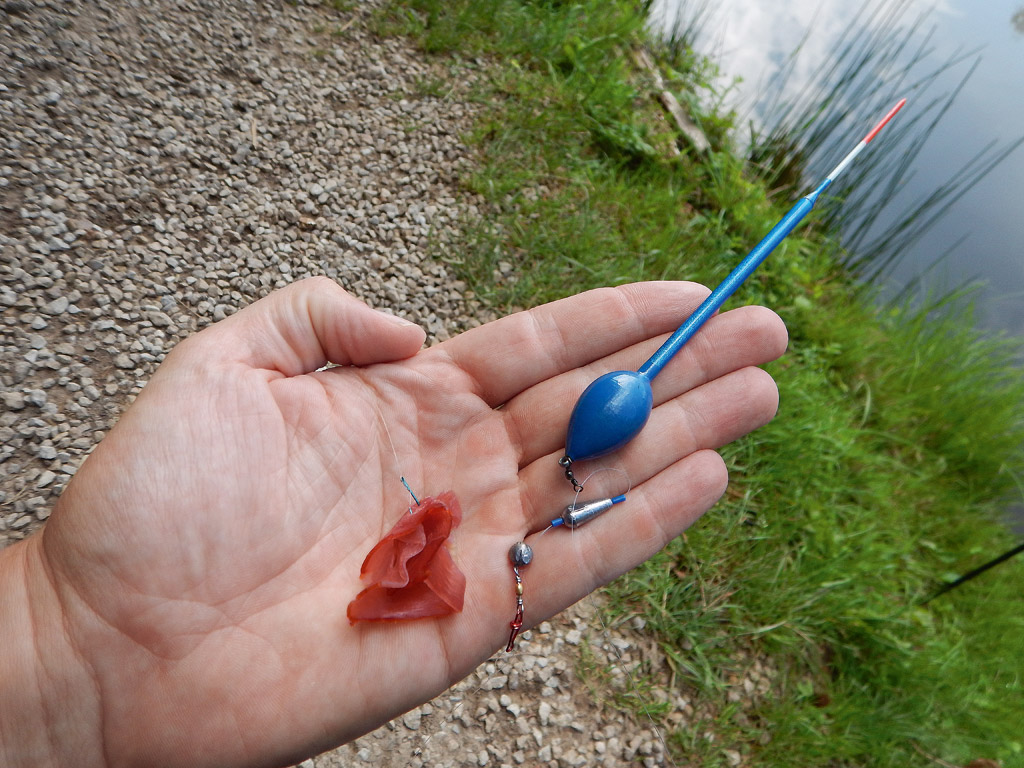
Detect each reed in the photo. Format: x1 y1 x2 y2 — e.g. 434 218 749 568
679 0 1024 283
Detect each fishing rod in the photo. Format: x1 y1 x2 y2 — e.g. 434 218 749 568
921 540 1024 604
559 98 908 481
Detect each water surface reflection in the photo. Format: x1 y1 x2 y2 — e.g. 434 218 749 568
651 0 1024 336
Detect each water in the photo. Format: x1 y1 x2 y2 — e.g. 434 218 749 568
650 0 1024 337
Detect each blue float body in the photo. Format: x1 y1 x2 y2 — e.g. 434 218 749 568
565 370 653 462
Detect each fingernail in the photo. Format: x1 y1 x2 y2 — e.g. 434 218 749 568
382 311 418 328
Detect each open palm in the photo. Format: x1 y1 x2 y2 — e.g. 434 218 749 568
29 278 786 767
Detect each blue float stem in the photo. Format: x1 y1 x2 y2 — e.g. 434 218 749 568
638 180 830 380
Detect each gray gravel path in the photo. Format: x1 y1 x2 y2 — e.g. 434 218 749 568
0 1 735 765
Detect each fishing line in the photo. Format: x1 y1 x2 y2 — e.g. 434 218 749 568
417 674 502 756
511 464 672 762
373 402 420 510
592 606 676 767
562 488 676 768
570 466 632 510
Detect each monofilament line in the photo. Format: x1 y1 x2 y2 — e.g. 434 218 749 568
374 404 420 508
563 496 675 767
591 590 677 766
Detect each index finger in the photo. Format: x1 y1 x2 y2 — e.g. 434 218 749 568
438 281 712 407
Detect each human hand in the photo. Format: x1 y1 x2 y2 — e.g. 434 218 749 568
2 277 786 767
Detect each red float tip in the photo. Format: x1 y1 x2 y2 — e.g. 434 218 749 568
863 98 907 144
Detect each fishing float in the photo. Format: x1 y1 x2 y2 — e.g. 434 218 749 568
558 98 908 484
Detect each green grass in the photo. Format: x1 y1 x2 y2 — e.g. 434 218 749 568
377 1 1024 765
622 293 1024 765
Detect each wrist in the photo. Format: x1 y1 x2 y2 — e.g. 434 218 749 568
0 536 105 767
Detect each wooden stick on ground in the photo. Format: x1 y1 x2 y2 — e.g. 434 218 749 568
633 47 711 154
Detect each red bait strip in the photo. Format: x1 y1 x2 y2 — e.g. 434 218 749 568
347 491 466 623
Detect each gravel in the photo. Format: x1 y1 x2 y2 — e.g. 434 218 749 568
0 1 774 764
1 0 489 542
318 599 687 768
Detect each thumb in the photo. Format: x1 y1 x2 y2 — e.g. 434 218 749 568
185 277 426 374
